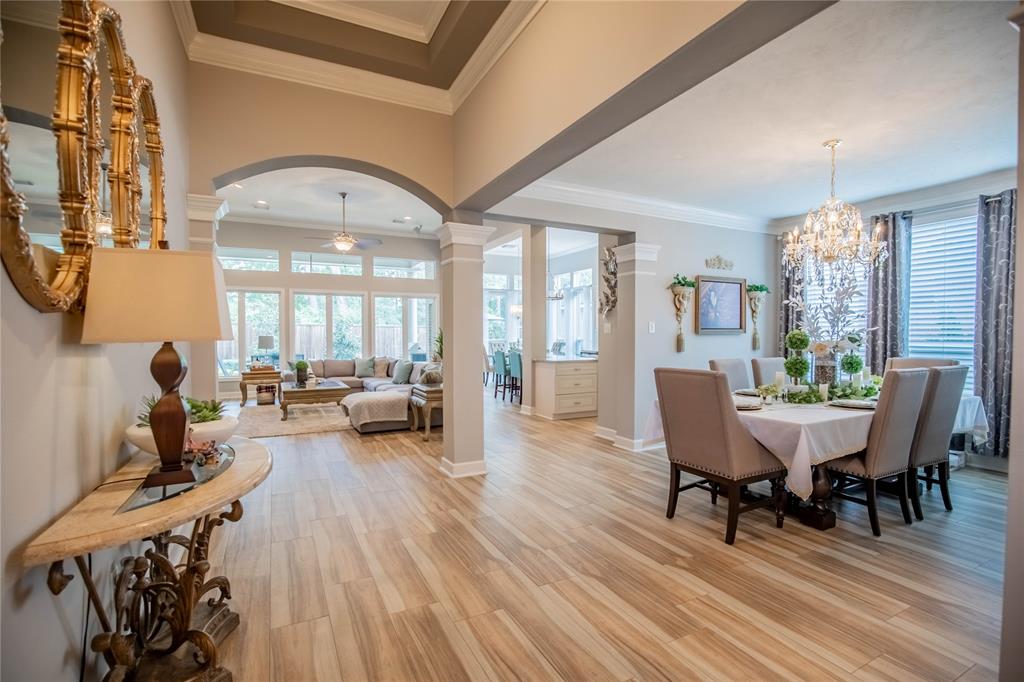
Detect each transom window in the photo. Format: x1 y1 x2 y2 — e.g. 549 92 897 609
373 256 436 280
291 251 362 276
217 247 279 271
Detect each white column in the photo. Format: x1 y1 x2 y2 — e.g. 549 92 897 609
520 224 548 415
610 242 660 450
187 194 229 400
439 222 495 477
595 233 620 440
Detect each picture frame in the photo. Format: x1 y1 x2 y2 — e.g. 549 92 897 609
695 275 746 335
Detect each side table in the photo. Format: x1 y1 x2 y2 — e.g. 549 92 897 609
239 368 282 406
410 383 443 442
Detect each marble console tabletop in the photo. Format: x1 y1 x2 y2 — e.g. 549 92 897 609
23 436 272 567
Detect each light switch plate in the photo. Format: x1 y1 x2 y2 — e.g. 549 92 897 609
603 322 612 334
648 321 656 334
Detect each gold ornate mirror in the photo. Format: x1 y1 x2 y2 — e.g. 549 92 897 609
1 0 165 313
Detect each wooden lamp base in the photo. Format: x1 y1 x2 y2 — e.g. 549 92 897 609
143 341 196 489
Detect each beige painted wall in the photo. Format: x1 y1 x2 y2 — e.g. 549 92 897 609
452 0 740 205
1 2 190 679
187 63 454 206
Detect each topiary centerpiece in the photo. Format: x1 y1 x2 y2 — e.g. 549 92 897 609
783 329 811 389
840 352 864 380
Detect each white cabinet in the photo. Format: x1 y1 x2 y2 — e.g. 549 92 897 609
533 359 598 419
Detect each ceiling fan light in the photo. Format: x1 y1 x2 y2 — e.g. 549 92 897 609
334 232 358 251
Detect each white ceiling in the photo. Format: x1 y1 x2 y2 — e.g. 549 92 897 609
270 1 449 43
548 227 597 259
525 1 1018 223
218 167 442 236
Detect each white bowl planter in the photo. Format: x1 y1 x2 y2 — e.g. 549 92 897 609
124 416 239 456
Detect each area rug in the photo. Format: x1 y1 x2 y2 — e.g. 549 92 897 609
236 404 353 438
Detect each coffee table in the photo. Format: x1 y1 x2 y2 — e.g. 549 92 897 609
279 380 352 421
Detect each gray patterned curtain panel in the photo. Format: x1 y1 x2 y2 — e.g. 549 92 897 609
975 189 1016 458
866 212 911 374
777 239 803 354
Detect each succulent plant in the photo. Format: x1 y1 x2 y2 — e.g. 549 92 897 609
136 395 225 427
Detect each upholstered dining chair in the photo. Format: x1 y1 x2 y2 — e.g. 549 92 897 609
827 368 929 536
884 357 958 371
483 346 494 386
751 357 786 387
907 365 968 520
708 358 753 392
493 350 509 399
508 351 524 404
654 368 787 545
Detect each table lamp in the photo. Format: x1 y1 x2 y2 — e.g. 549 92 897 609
257 335 275 364
82 249 233 488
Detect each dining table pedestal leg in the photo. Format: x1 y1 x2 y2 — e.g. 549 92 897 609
798 464 836 530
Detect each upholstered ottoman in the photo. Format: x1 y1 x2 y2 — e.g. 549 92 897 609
341 391 412 434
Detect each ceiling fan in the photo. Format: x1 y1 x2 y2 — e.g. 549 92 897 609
305 191 383 251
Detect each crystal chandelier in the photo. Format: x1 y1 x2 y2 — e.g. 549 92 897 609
783 139 887 284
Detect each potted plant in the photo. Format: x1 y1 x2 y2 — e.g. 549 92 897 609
294 359 310 386
746 283 770 350
125 396 238 456
433 329 444 362
784 329 811 385
668 275 696 352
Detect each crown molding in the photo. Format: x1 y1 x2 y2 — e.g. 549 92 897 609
169 0 198 55
169 0 540 114
449 1 545 110
438 223 495 248
188 32 454 114
187 194 229 222
516 179 771 233
271 0 447 43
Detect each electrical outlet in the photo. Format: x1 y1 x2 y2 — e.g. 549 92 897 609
648 321 656 334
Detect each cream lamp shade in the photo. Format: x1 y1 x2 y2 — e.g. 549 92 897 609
81 249 234 343
258 335 275 350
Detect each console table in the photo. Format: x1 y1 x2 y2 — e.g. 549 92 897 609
239 368 282 406
23 437 273 681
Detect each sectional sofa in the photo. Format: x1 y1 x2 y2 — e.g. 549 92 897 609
282 358 438 398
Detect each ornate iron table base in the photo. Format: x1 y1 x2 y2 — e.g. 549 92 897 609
47 501 244 681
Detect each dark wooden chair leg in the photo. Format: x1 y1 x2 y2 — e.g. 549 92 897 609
493 374 499 398
724 483 741 545
939 461 953 511
772 477 786 528
897 471 912 525
924 465 934 490
710 482 719 506
666 463 680 519
908 466 924 521
866 479 881 537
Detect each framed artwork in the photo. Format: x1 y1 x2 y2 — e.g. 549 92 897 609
695 275 746 335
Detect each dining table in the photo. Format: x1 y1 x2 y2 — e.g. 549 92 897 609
644 394 989 530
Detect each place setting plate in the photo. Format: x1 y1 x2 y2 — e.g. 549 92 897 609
828 399 876 410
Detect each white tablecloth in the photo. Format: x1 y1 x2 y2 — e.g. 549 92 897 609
952 395 988 439
645 400 871 500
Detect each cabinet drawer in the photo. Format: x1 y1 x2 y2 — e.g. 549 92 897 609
556 374 597 394
555 362 597 377
556 393 597 413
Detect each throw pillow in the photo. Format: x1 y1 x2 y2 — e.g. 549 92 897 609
354 357 375 378
374 356 390 377
419 369 443 385
392 360 414 384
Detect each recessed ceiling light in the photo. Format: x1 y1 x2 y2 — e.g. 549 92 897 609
253 200 269 210
231 183 243 189
403 216 412 221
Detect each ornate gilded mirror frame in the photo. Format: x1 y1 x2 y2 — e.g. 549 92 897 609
0 0 167 313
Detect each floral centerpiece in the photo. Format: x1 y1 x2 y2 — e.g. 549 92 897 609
669 274 696 352
746 283 769 351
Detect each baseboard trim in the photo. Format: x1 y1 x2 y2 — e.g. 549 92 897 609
518 405 534 416
440 457 487 478
965 454 1009 473
594 426 616 442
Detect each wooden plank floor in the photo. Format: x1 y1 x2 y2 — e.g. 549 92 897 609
212 392 1005 680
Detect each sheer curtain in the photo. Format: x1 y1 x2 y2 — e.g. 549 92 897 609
975 190 1016 458
866 211 911 374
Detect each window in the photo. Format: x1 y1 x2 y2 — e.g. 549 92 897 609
217 290 281 377
483 272 509 289
373 256 436 280
332 295 364 359
803 270 869 365
292 251 362 276
217 291 240 378
373 295 437 358
293 293 328 361
572 268 593 287
217 247 279 271
547 270 596 354
908 216 977 391
485 291 507 348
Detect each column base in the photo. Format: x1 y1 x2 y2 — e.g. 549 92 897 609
440 457 487 478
